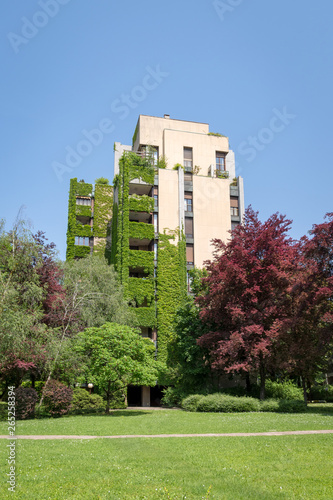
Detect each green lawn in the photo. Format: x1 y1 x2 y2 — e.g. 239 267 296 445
0 407 332 499
0 435 332 499
0 404 333 436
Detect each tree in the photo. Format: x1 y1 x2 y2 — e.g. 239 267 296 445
278 213 333 401
75 323 160 413
0 218 61 392
39 255 134 405
168 297 211 393
197 207 297 399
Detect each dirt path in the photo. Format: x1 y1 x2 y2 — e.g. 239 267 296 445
1 430 333 440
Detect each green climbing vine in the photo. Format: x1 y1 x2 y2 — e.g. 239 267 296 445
156 230 187 363
66 178 93 261
128 250 154 274
93 183 113 238
128 277 155 306
129 221 154 241
74 246 91 258
129 194 154 213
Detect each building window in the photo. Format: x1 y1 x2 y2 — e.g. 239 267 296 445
153 213 158 232
185 217 193 238
231 222 239 232
184 192 193 213
76 197 91 206
184 147 193 169
75 236 90 246
230 196 239 216
184 172 193 182
216 152 226 173
186 244 194 265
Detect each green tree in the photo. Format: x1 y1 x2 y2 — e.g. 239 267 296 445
75 322 160 413
0 217 59 392
63 255 134 329
39 255 134 405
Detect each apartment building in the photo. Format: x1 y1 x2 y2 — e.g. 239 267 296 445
111 114 244 406
66 115 244 406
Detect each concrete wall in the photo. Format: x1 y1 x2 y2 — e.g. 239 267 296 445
158 168 179 241
193 175 231 267
133 115 229 175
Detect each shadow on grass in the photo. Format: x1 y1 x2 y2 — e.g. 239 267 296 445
65 410 153 418
305 404 333 416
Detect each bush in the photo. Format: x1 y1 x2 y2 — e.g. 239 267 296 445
43 380 73 417
277 399 307 413
15 387 39 420
71 389 104 412
196 393 260 413
181 394 204 412
260 399 280 412
21 380 45 399
265 380 303 400
161 387 187 407
0 401 7 421
309 385 333 402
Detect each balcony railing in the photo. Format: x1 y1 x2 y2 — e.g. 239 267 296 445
208 164 229 179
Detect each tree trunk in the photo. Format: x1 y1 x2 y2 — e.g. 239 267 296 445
259 362 266 401
105 381 111 414
301 376 308 405
245 373 251 394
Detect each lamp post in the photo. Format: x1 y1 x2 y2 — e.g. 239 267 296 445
87 383 93 394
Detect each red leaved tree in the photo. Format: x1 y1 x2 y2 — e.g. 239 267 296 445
197 207 297 399
279 213 333 401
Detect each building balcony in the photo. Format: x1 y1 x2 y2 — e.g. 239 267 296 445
129 221 154 244
208 165 229 179
128 249 154 275
129 194 154 213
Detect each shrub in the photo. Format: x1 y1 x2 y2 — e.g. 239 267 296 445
309 385 333 402
277 399 307 413
196 393 260 413
71 388 104 412
181 394 204 412
15 387 39 420
161 387 187 407
260 399 280 412
21 380 45 399
43 380 73 417
265 380 303 400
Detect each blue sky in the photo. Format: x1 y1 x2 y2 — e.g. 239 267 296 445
1 0 332 260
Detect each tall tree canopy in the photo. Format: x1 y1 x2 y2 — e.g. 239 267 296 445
197 207 297 399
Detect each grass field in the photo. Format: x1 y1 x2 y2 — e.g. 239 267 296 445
0 406 332 499
0 404 333 436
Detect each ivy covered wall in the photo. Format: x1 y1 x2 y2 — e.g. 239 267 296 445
110 152 156 328
93 182 113 259
110 151 188 357
66 178 112 261
66 178 93 261
156 231 187 363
